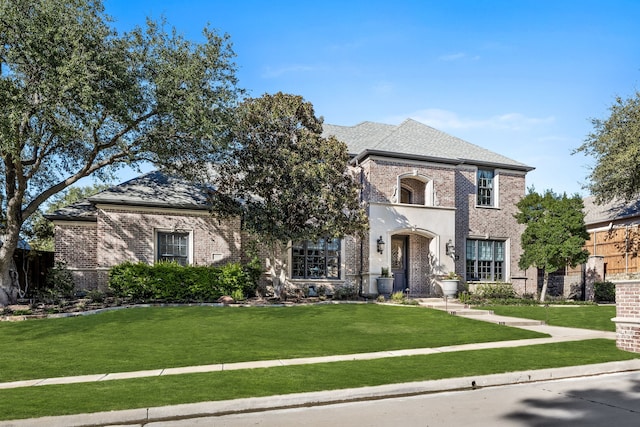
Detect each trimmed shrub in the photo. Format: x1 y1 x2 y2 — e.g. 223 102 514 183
594 281 616 303
475 283 516 299
108 261 258 303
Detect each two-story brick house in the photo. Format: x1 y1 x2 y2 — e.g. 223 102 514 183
47 119 535 297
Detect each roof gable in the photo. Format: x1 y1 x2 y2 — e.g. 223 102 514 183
46 171 210 221
88 171 210 209
323 119 533 171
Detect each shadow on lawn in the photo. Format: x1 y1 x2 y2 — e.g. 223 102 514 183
503 376 640 426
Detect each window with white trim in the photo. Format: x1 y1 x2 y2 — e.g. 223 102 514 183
157 231 189 265
292 238 341 279
477 169 494 206
466 239 504 281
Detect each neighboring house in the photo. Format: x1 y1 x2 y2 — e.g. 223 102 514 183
582 196 640 280
47 119 536 297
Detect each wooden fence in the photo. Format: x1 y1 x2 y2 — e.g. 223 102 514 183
586 226 640 276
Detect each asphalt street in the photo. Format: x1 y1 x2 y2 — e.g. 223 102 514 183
146 371 640 427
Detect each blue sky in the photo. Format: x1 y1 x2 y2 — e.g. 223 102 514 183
103 0 640 196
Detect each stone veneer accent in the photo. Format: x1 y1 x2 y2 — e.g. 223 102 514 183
612 280 640 353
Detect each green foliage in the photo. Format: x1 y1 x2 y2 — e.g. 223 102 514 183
333 282 357 300
0 0 240 304
108 261 257 302
594 281 616 302
40 261 75 302
515 189 590 301
380 267 391 278
575 91 640 203
209 92 368 244
390 291 405 303
475 283 516 299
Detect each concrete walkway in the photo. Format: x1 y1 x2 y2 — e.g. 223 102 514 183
0 300 631 426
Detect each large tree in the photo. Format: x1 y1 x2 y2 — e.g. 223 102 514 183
209 92 368 246
0 0 241 305
515 189 590 302
574 91 640 204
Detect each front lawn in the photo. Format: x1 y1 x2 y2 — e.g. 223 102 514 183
481 305 616 331
0 339 636 421
0 304 546 382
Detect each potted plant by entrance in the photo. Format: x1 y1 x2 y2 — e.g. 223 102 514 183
440 271 460 297
376 267 394 296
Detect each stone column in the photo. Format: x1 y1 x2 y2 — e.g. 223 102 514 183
612 280 640 353
584 255 604 301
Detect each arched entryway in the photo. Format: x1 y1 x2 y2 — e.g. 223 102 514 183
390 230 436 296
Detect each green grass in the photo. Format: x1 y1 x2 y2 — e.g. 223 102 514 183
0 339 635 421
0 304 547 382
481 305 617 331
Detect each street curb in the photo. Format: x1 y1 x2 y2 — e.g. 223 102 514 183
2 359 639 427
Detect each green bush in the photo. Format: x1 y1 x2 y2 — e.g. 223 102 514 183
108 261 258 303
475 283 516 299
594 281 616 303
38 261 75 303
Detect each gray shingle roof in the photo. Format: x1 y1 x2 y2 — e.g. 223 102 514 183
88 171 210 208
44 200 97 222
51 119 532 221
323 119 533 171
46 171 210 220
583 196 640 225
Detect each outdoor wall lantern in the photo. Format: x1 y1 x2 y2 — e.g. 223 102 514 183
376 236 385 254
446 239 456 259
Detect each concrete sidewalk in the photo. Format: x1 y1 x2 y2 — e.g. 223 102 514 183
0 300 630 426
0 300 616 391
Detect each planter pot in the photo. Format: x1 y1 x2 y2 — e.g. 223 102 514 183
440 279 459 297
376 277 394 296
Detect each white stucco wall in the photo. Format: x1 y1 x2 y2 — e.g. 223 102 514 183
364 202 456 295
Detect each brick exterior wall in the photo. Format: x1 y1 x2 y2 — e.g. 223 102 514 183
365 158 456 206
96 207 241 268
53 222 100 290
456 167 534 294
613 281 640 353
55 206 242 290
52 155 533 297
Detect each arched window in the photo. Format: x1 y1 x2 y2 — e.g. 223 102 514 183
397 173 434 206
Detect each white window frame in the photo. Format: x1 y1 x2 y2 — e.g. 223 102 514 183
476 168 499 208
154 229 193 265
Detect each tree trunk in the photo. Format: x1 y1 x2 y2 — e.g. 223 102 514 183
0 229 22 306
0 256 19 306
539 270 549 302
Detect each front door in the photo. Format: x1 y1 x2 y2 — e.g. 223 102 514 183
391 236 408 294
